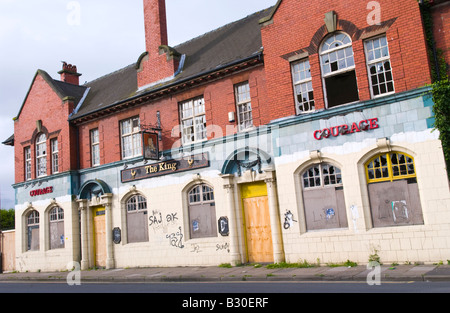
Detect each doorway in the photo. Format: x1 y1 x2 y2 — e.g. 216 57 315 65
241 182 274 263
93 207 106 267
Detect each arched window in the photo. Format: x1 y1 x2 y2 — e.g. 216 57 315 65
188 184 217 239
126 194 148 243
49 207 64 250
36 133 47 178
365 152 424 227
320 32 359 108
301 163 348 231
27 210 40 251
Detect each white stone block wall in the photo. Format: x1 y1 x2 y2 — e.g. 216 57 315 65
276 132 450 265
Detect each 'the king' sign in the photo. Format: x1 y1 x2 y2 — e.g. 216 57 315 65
121 153 209 183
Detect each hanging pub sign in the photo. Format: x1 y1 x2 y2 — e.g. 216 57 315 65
142 131 159 160
121 153 210 183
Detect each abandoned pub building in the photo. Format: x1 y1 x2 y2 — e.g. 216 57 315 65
3 0 450 272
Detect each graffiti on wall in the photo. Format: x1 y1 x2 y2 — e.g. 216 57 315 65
391 200 409 223
149 210 179 233
283 210 297 229
190 243 202 253
216 242 230 253
166 226 185 249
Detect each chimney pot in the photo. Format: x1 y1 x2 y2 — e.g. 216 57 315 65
58 61 81 85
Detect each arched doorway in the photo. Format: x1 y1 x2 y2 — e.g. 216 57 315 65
77 179 113 269
221 147 284 264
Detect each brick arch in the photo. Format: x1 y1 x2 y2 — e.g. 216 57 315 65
30 125 49 144
307 20 360 55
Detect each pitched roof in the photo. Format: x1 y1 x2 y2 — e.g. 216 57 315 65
14 69 88 121
69 7 273 121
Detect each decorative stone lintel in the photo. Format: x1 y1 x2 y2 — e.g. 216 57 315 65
324 11 337 33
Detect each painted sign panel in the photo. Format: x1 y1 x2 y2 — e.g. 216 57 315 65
143 132 159 160
121 153 210 183
30 186 54 197
313 118 379 140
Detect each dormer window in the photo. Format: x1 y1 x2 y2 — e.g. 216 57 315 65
320 32 359 108
36 133 47 178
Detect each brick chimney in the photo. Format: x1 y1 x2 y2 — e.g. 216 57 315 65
58 62 81 85
137 0 181 89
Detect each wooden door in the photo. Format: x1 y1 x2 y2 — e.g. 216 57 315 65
241 182 273 263
93 208 106 267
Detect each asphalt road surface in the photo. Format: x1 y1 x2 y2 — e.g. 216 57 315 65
1 280 449 293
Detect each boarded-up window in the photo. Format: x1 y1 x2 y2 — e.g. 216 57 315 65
27 210 40 251
126 195 148 243
188 184 217 239
366 152 424 227
301 164 348 231
49 207 64 250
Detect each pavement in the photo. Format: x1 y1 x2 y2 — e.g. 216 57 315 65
1 264 450 283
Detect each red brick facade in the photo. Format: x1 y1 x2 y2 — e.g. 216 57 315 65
13 72 79 183
260 0 432 124
78 66 267 169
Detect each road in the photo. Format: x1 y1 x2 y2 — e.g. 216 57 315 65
1 280 449 293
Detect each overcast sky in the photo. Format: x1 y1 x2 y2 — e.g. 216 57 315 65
0 0 277 209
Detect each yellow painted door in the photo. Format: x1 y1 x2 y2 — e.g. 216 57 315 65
93 208 106 268
241 182 273 263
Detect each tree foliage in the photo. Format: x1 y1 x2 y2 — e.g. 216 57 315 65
420 0 450 179
431 79 450 180
0 209 15 231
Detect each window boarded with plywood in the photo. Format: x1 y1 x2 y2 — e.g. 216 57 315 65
27 210 40 251
126 195 149 243
49 207 64 250
301 164 348 231
188 184 217 239
368 179 423 227
365 152 424 228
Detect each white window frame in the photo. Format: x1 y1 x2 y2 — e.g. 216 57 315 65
320 32 355 77
25 147 31 181
319 32 358 108
51 138 59 174
90 128 100 166
302 163 343 190
120 117 142 159
179 97 206 145
235 82 253 131
364 35 395 98
36 133 47 178
291 59 315 114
